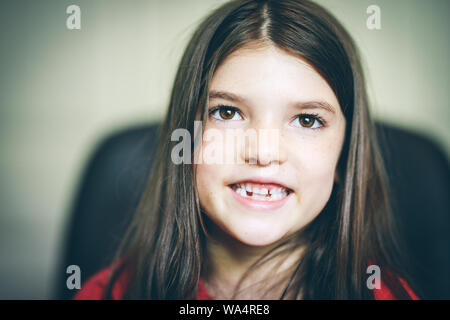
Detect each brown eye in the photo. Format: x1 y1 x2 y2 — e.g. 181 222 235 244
292 114 323 129
299 115 314 127
209 106 243 121
219 108 236 120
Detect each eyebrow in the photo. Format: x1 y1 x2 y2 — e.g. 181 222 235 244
294 101 336 114
208 90 337 114
209 90 246 103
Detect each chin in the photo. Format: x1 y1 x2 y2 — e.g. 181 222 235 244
228 223 288 247
238 237 284 247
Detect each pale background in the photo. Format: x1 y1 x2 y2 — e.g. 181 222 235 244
0 0 448 299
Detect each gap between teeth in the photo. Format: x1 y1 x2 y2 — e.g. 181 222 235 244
233 184 288 200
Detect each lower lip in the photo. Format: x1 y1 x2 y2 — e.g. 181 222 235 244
227 185 293 211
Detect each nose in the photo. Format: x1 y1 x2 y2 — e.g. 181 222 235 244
242 127 287 167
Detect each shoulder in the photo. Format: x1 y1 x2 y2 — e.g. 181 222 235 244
373 268 420 300
73 261 131 300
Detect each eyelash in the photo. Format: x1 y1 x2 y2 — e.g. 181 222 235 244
208 105 327 130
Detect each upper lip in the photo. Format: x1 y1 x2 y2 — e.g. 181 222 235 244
228 177 294 192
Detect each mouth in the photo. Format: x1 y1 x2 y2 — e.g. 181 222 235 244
227 180 294 211
229 182 292 200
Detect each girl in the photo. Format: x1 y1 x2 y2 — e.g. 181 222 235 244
75 0 419 300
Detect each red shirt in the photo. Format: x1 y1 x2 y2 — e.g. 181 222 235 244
73 264 419 300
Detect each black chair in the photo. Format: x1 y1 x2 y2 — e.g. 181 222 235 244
377 124 450 299
55 123 161 299
55 122 450 299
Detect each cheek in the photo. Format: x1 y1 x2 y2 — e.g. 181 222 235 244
196 164 216 207
195 161 229 220
292 137 341 175
288 135 342 204
194 124 229 215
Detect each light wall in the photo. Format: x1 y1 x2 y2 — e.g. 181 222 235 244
0 0 448 298
315 0 450 149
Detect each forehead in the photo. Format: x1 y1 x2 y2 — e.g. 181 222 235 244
210 45 340 109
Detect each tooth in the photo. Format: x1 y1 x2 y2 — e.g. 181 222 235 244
233 182 290 200
254 193 264 200
270 190 280 196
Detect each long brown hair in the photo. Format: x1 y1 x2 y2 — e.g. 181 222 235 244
104 0 417 299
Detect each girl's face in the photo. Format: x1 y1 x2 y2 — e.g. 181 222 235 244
195 44 346 247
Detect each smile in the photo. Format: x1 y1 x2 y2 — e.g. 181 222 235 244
228 182 293 211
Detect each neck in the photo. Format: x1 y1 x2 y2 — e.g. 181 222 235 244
201 218 304 299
